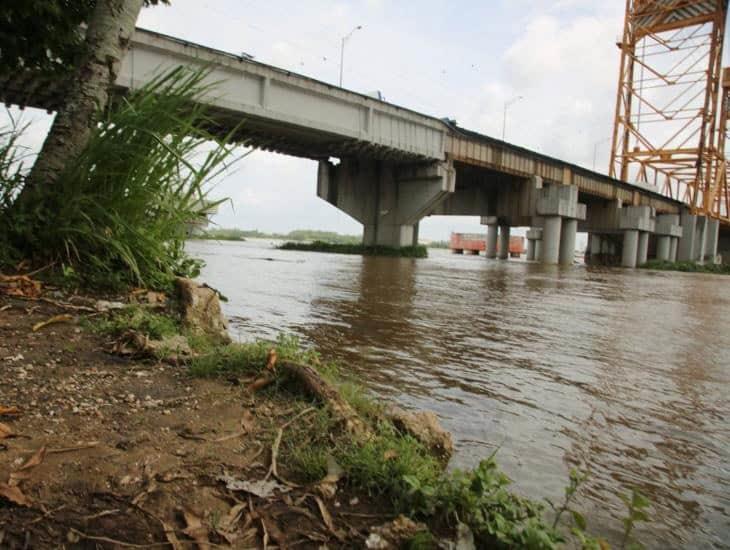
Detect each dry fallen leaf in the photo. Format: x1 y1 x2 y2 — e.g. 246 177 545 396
0 482 31 507
0 406 21 416
314 495 344 541
0 422 15 440
9 446 46 486
160 518 184 550
217 474 290 498
32 313 73 332
182 508 211 550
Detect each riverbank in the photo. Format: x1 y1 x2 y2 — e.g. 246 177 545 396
641 259 730 275
279 240 429 258
0 275 620 548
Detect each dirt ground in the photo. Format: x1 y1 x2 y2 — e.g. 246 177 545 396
0 294 398 548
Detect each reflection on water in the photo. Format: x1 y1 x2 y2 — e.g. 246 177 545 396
187 239 729 548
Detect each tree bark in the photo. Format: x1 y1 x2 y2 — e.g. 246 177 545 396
23 0 144 194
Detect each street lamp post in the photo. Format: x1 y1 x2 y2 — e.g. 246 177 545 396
339 25 362 88
502 95 523 140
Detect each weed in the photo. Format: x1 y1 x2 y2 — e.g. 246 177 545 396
92 305 179 340
620 489 650 550
188 334 318 377
0 68 238 290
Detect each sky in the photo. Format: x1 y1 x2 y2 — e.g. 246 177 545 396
5 0 631 241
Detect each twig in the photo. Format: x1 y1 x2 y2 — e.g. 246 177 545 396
68 528 171 548
81 508 120 521
265 407 315 484
47 441 99 454
38 297 96 312
211 430 246 443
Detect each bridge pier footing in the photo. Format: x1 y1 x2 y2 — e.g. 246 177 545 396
534 185 586 265
317 158 455 248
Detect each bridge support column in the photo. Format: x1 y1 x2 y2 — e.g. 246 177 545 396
526 239 535 261
485 220 498 259
317 158 455 248
559 218 577 265
704 218 719 264
498 225 511 260
678 213 698 261
542 216 562 265
655 214 682 263
526 227 542 262
637 231 649 266
656 236 671 261
534 185 586 265
618 206 656 268
622 230 639 268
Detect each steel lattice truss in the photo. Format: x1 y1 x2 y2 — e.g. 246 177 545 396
609 0 729 220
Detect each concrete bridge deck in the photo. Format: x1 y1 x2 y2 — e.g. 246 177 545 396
1 28 725 265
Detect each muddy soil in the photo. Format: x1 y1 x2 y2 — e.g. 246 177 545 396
0 296 396 548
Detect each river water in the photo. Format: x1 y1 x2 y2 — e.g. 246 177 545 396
187 239 729 548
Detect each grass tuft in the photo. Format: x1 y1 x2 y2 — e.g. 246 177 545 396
0 67 238 290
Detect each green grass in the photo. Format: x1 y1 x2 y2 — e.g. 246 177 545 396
278 240 428 258
90 305 180 340
0 67 237 290
642 260 730 275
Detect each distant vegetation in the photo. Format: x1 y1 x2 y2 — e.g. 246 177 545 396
279 241 428 258
195 228 361 244
426 240 450 249
642 260 730 275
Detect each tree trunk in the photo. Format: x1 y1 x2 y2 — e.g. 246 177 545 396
23 0 144 194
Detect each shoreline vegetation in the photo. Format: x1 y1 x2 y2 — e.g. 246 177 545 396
103 293 654 548
193 227 450 251
278 240 429 258
641 259 730 275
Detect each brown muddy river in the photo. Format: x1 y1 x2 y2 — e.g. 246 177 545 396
187 239 729 548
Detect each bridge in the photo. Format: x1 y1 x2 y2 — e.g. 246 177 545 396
2 28 726 266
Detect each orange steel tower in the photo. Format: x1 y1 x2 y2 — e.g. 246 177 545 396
609 0 729 220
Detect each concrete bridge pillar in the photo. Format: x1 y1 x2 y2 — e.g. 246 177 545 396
498 225 511 260
485 219 499 259
704 218 719 264
542 216 562 265
534 185 586 265
559 218 578 265
317 158 455 248
655 214 682 263
622 230 639 268
656 235 671 261
637 231 649 266
526 227 542 262
618 206 656 268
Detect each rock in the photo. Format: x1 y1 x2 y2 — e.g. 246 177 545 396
385 405 454 461
175 278 231 344
365 515 428 549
